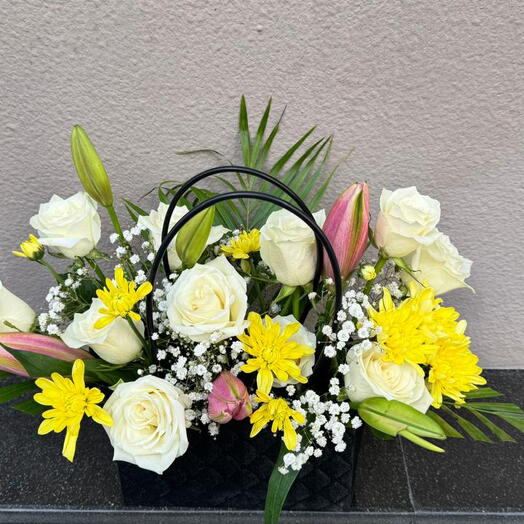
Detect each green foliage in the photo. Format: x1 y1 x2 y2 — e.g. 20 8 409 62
12 398 46 415
150 97 343 231
0 380 37 404
431 388 524 442
264 442 300 524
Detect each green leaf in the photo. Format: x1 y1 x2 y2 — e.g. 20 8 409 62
176 148 231 164
123 198 148 217
464 388 504 399
264 442 300 524
274 285 297 303
427 410 464 438
0 380 37 403
12 398 45 415
464 402 524 414
495 413 524 433
239 95 251 166
465 407 516 442
269 126 316 176
0 371 10 379
256 106 285 170
442 406 492 442
251 98 272 168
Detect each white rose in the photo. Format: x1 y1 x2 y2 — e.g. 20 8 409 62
0 281 35 332
61 298 143 364
29 192 101 258
375 187 441 257
104 376 190 474
344 344 433 413
272 314 316 387
260 208 326 286
137 203 228 269
402 233 473 295
166 255 248 343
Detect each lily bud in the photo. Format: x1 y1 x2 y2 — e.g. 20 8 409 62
175 207 215 268
207 371 252 424
323 183 369 279
71 125 113 207
0 332 92 377
12 234 44 261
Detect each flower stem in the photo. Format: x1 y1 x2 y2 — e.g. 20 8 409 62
363 255 388 295
107 204 124 242
38 259 64 283
84 257 106 282
126 317 150 361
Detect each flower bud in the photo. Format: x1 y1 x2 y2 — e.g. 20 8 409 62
12 234 44 261
0 332 92 377
361 264 376 281
207 371 252 423
71 125 113 207
175 206 215 268
323 183 369 279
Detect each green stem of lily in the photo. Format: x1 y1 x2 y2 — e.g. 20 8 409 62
84 257 106 282
363 254 388 295
107 204 125 242
38 259 64 283
126 316 150 361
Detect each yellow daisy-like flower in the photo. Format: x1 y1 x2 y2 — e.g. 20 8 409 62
239 312 315 394
12 234 44 261
221 229 260 259
250 390 305 450
33 359 113 462
368 287 436 371
95 267 152 329
426 333 486 407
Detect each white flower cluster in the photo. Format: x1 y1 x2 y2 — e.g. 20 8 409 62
278 389 362 475
38 267 91 336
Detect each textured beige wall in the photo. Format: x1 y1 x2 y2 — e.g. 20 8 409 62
0 1 523 367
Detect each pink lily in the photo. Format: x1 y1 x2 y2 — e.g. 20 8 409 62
0 333 92 377
323 183 370 279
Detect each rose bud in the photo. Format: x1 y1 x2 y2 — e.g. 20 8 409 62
323 183 369 279
207 371 252 424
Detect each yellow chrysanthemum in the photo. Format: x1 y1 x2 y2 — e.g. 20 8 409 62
221 229 260 259
95 267 152 329
12 234 44 261
250 390 305 450
33 359 113 462
239 312 315 393
368 287 436 371
426 334 486 408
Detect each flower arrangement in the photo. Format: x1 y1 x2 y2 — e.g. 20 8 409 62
1 98 523 522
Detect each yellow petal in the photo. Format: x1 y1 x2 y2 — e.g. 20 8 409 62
283 418 297 450
94 316 114 329
256 368 274 394
86 404 113 426
71 360 85 390
128 311 141 322
62 427 79 462
38 418 57 435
